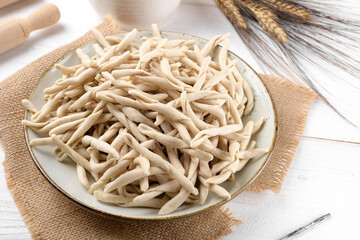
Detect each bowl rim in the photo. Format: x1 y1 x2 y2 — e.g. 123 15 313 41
24 30 278 221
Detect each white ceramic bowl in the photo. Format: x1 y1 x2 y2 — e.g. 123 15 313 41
89 0 181 30
25 31 277 220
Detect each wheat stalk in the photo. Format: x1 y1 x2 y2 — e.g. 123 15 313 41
238 0 278 19
235 0 288 43
215 0 360 127
260 0 312 20
215 0 247 29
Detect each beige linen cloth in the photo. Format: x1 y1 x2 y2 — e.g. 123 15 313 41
0 16 316 240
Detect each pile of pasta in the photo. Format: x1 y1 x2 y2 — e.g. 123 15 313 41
22 24 268 215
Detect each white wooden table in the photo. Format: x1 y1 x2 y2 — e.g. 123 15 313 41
1 0 360 239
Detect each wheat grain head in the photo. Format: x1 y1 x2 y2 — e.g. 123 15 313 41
236 0 288 43
261 0 312 20
215 0 247 29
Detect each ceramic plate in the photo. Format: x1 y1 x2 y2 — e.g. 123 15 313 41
24 31 277 220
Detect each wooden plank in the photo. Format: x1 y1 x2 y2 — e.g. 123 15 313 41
223 137 360 240
303 100 360 143
0 148 31 239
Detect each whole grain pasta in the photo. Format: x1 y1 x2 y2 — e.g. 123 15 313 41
22 24 267 215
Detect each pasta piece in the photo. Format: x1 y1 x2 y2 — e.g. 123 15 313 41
94 190 132 204
51 134 91 172
82 135 120 159
77 164 90 188
22 99 38 113
191 124 243 148
76 48 91 68
122 134 198 195
91 28 111 48
30 137 53 146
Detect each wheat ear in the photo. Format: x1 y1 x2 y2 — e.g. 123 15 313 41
260 0 312 20
236 0 287 43
216 0 247 29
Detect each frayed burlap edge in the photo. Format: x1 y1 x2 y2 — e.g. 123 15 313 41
217 206 243 233
247 75 317 193
4 168 41 239
202 206 243 240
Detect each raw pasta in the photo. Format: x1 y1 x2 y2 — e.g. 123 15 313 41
22 24 268 215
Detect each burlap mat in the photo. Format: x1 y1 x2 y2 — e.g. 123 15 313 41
0 16 316 240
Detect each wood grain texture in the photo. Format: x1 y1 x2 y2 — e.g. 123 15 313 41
0 0 359 239
0 4 60 54
20 3 60 37
0 0 22 9
0 17 25 54
0 149 31 239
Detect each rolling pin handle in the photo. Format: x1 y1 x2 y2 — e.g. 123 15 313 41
20 3 60 37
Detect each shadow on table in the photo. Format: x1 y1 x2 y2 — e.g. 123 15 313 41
0 23 65 68
0 0 45 18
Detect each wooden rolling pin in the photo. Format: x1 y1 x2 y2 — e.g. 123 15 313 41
0 0 22 9
0 3 61 55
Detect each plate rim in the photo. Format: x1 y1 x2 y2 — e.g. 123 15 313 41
24 30 278 221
